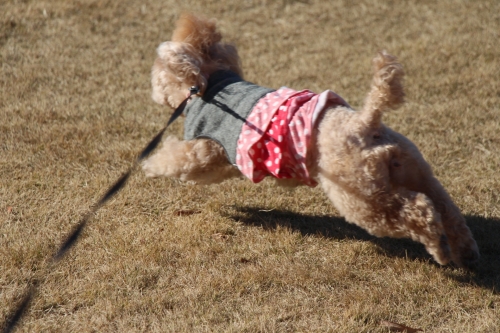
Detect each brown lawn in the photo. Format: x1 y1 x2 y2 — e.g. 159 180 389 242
1 0 499 331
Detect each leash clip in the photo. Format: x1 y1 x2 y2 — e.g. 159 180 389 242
189 86 200 97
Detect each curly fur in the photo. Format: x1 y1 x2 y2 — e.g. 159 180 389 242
151 14 242 108
143 13 479 269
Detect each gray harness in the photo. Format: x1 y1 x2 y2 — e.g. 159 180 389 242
183 71 275 164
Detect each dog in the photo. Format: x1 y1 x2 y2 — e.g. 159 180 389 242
142 14 479 269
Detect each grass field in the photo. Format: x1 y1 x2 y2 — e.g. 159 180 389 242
1 0 500 332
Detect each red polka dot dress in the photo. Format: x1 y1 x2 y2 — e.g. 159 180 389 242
235 87 349 186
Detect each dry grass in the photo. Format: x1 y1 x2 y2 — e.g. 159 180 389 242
1 0 499 332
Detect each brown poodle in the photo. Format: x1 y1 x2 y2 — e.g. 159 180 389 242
142 14 479 269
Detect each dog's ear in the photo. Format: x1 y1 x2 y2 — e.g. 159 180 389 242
151 41 207 107
361 51 405 128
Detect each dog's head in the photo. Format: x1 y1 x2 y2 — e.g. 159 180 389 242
151 13 243 109
151 41 206 109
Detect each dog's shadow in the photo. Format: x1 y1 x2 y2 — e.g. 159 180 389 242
227 206 500 292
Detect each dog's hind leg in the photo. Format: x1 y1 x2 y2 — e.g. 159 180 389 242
142 136 241 184
385 189 452 266
319 176 452 266
421 178 480 269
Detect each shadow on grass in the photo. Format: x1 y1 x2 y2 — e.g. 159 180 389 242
227 206 500 292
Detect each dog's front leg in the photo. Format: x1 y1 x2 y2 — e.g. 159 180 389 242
142 136 241 184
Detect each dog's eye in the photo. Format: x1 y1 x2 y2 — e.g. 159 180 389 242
373 133 381 139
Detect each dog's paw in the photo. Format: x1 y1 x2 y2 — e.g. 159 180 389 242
456 244 480 270
142 152 174 178
142 158 161 178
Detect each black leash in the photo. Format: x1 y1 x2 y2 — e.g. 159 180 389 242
2 86 200 333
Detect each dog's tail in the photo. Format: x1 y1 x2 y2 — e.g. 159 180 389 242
361 51 405 128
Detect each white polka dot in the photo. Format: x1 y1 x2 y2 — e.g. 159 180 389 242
236 154 241 160
304 129 309 135
275 158 280 164
274 147 280 153
296 120 302 126
257 158 263 163
266 161 273 167
280 120 285 125
278 135 283 142
297 142 304 148
289 121 294 127
247 161 253 167
249 149 255 156
257 142 262 148
269 129 273 135
244 130 251 135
